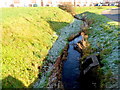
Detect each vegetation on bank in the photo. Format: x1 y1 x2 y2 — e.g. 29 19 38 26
77 10 119 88
2 7 73 88
36 6 118 88
1 6 118 88
75 6 117 14
60 5 119 88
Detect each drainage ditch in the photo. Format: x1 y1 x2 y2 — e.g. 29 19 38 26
62 32 101 90
36 16 103 89
47 31 102 90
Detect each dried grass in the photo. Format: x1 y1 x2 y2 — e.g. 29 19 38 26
58 2 75 16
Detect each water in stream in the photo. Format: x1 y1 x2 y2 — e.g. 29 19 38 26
62 35 101 90
62 35 82 89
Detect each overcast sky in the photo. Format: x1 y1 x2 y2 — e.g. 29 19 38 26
0 0 119 7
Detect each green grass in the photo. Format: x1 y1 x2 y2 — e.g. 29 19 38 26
75 6 119 88
75 6 117 14
1 7 73 88
1 6 118 88
36 6 118 88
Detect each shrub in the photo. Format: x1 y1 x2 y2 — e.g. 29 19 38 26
33 4 38 7
58 2 75 16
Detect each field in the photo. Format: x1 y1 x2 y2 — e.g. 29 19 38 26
75 6 116 14
1 6 118 88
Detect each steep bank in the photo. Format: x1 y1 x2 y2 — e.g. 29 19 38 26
2 7 73 88
77 12 119 89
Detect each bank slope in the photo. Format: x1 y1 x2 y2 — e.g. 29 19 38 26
78 11 119 88
1 7 73 88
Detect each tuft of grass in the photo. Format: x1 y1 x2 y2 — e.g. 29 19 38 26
1 7 73 88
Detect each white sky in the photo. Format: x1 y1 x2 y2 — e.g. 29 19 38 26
1 0 119 4
0 0 119 7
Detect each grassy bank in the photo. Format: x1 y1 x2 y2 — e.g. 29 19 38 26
76 7 119 88
1 7 73 88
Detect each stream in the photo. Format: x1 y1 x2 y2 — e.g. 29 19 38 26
62 35 82 89
62 34 101 90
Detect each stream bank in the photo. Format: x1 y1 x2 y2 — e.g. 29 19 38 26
34 11 119 89
47 30 101 89
34 19 82 88
45 14 102 89
34 14 102 89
